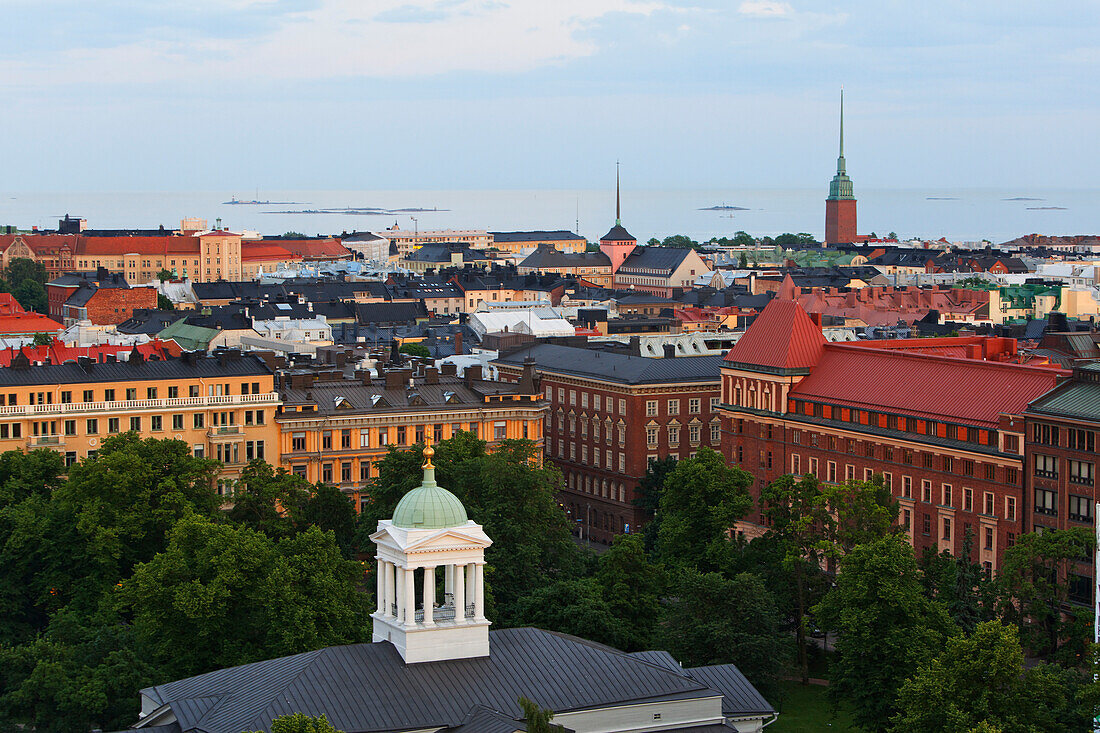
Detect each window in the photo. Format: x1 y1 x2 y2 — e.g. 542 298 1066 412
1069 460 1094 486
808 457 819 477
846 464 855 481
791 454 800 474
292 432 306 451
710 423 720 443
710 397 719 411
168 386 178 399
828 461 837 483
147 387 157 399
942 484 953 506
942 517 952 541
1033 423 1060 446
569 390 576 406
172 414 183 430
593 394 601 411
581 392 588 408
60 390 71 404
902 475 913 498
667 399 680 416
495 421 507 441
151 415 162 431
104 389 115 402
1005 467 1019 486
689 398 700 414
193 413 204 429
83 389 94 403
962 460 974 477
942 456 953 472
963 488 973 512
108 418 120 433
245 410 254 425
1069 495 1093 523
86 418 98 434
63 420 76 436
322 463 333 484
322 431 333 451
646 400 658 416
668 425 680 445
1034 454 1058 479
189 385 200 397
1006 496 1017 521
379 428 390 445
689 424 700 444
341 462 352 483
984 527 995 551
126 388 137 401
1034 488 1057 516
340 429 351 449
922 513 931 535
1068 429 1095 452
397 426 406 445
619 398 626 415
647 426 658 446
361 462 371 482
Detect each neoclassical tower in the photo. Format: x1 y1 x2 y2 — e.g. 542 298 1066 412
824 90 857 245
370 445 493 664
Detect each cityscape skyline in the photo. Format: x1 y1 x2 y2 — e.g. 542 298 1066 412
2 1 1097 191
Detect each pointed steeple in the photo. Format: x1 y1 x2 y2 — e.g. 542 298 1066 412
828 89 854 201
615 160 621 225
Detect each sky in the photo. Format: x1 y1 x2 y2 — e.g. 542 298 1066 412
1 0 1098 191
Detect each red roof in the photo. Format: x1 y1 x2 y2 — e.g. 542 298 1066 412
276 239 353 260
724 298 826 371
78 236 199 256
0 313 63 337
240 242 301 262
791 343 1065 428
0 338 182 367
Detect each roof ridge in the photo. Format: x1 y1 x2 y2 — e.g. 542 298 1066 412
234 646 335 733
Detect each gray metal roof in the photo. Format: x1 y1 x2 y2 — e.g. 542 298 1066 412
1027 379 1100 421
0 352 271 387
137 628 767 733
494 344 722 386
617 247 692 277
491 231 586 243
684 665 775 717
518 245 610 270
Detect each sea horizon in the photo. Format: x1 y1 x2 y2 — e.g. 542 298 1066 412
2 187 1097 246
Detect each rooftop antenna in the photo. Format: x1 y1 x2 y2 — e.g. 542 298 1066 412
575 196 580 234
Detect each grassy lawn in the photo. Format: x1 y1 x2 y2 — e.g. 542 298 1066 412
769 681 856 733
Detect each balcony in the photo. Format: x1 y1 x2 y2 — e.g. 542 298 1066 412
207 426 243 439
0 392 280 419
26 435 63 449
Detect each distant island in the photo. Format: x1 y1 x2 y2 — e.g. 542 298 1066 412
699 204 750 211
926 197 960 200
223 197 304 205
1003 197 1044 201
263 206 449 215
1027 206 1067 210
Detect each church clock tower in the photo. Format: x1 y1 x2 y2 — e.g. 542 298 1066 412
824 90 857 245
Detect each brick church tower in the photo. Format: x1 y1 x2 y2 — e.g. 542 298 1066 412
824 90 857 245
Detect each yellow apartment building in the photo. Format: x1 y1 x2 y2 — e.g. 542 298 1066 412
0 350 280 491
275 361 546 512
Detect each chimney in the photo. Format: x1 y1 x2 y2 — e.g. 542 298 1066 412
662 343 676 359
454 331 463 355
629 335 642 356
464 363 483 386
440 361 457 376
385 369 404 389
425 366 440 384
808 312 823 328
519 356 538 393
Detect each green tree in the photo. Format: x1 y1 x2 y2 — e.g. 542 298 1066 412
633 455 677 553
12 279 46 312
595 533 665 650
815 534 957 731
514 577 627 649
297 481 358 558
31 331 52 346
738 251 748 268
997 527 1094 659
4 257 47 287
156 268 173 282
157 293 175 310
647 238 660 246
660 234 699 249
398 343 431 358
890 621 1087 733
655 447 752 572
732 231 755 247
918 529 995 634
0 448 64 507
227 460 310 540
661 570 788 703
245 712 345 733
519 697 566 733
119 515 368 679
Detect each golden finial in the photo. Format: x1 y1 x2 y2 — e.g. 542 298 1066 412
422 440 435 470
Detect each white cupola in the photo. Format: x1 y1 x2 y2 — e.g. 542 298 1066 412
370 444 493 664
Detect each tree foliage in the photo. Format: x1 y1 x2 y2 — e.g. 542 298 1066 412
245 712 345 733
519 697 566 733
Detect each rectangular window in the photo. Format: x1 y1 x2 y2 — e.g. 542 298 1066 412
292 432 306 451
1069 460 1094 486
1006 496 1017 521
668 426 680 445
689 398 700 414
125 388 137 401
1034 488 1057 516
963 488 973 512
1034 454 1058 479
104 389 115 402
86 418 98 434
922 513 931 535
647 426 658 446
495 421 507 441
193 413 204 429
619 398 626 415
942 517 952 541
594 394 601 411
569 390 576 406
60 390 72 404
791 454 801 474
1068 494 1093 523
151 415 162 431
360 462 370 482
646 400 658 417
129 416 141 432
710 423 720 443
846 464 855 481
83 389 94 403
108 417 120 433
581 392 588 408
984 491 995 516
942 484 953 506
147 387 157 400
63 420 76 436
689 424 700 444
341 462 352 482
168 386 178 399
379 428 390 445
902 475 913 498
172 414 183 430
828 461 837 483
322 463 333 484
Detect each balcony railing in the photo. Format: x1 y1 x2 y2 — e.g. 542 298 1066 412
387 602 476 623
0 392 279 418
26 435 62 448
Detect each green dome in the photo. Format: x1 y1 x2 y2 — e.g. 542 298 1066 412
392 464 468 529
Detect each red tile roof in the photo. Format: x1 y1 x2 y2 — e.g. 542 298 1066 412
791 343 1066 428
0 338 182 367
275 239 353 260
724 298 826 371
240 242 301 262
77 236 200 256
0 313 63 337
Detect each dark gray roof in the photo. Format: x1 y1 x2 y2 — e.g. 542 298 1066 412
1026 379 1100 421
490 230 586 243
494 344 722 385
355 301 429 325
684 665 775 717
137 628 753 733
448 706 533 733
278 375 526 416
617 246 693 277
601 224 635 242
0 352 271 387
519 245 610 270
64 285 98 307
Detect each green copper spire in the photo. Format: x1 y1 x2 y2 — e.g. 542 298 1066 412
391 444 469 529
615 160 621 226
828 89 854 201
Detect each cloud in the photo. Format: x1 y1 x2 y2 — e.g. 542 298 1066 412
0 0 669 87
737 1 792 18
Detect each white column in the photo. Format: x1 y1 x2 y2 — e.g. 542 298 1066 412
404 568 416 625
453 562 466 620
375 559 385 614
394 564 404 621
423 566 436 626
474 563 486 621
445 564 454 601
466 563 476 619
384 561 394 617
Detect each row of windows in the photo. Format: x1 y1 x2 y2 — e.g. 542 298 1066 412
1035 489 1096 522
0 382 265 407
1030 423 1097 452
548 386 628 417
288 422 521 453
644 397 718 417
0 410 265 438
565 472 628 502
1033 454 1095 484
647 423 720 447
787 453 1019 521
556 440 628 473
788 400 993 448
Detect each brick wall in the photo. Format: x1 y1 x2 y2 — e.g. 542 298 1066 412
825 198 857 245
83 287 158 325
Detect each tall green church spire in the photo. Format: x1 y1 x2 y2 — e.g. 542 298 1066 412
828 89 854 201
615 160 621 226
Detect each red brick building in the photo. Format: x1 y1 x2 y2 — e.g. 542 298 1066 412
47 271 157 325
1023 364 1100 605
719 298 1066 572
825 92 858 246
494 345 723 545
